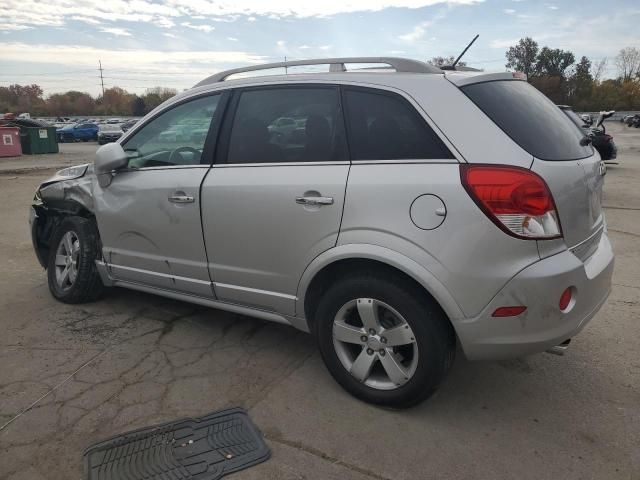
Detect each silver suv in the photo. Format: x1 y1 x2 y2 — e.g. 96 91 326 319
30 58 614 407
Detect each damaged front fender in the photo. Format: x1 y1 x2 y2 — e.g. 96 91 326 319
30 165 98 268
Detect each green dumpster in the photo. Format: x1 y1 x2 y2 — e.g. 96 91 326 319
19 126 59 154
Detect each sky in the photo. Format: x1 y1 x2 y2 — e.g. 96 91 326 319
1 0 639 97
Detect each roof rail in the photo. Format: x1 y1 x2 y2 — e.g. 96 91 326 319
194 57 442 87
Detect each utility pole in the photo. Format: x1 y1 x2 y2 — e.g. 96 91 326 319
98 60 105 98
284 56 287 74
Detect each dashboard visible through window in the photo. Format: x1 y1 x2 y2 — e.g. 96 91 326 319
123 94 220 168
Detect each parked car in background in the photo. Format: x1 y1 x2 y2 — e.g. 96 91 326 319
628 114 640 128
121 119 138 132
56 123 99 143
559 106 617 161
30 58 614 408
106 118 122 124
98 124 124 145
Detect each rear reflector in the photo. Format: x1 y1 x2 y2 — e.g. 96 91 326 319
492 306 527 317
559 287 573 311
460 164 562 240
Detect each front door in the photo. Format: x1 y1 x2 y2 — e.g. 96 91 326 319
94 93 225 297
201 85 350 315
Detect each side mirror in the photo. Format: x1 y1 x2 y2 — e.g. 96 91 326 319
95 143 128 187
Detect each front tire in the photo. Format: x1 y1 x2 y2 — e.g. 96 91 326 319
47 216 105 304
315 272 455 408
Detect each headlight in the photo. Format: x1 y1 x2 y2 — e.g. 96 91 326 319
54 164 89 180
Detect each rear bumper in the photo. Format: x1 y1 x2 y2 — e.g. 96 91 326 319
455 232 614 360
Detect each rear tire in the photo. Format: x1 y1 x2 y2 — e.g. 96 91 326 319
315 272 455 408
47 216 105 304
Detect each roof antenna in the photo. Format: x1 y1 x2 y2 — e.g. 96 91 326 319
442 34 479 70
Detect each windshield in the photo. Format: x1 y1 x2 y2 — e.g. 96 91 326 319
462 80 593 161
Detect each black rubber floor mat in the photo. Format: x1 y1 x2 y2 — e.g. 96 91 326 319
84 407 270 479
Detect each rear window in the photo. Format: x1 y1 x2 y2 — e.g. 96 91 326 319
462 80 593 161
343 87 453 160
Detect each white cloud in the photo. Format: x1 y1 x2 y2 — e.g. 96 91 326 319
70 16 102 25
163 32 177 38
227 36 239 41
489 38 519 49
247 16 257 22
181 22 215 32
503 8 515 14
100 27 132 36
319 45 332 51
547 4 558 9
0 24 33 31
0 42 265 71
398 21 433 43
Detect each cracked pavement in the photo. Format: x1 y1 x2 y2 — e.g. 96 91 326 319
1 122 639 479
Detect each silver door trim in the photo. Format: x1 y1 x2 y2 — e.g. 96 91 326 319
108 263 212 285
350 159 459 165
213 281 298 301
212 161 350 168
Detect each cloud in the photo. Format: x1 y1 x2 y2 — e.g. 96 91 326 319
70 16 102 25
100 27 132 36
227 36 239 41
0 42 265 71
181 22 215 32
503 8 515 14
164 0 484 18
0 24 33 31
489 38 519 49
546 4 558 10
399 20 433 43
163 32 177 38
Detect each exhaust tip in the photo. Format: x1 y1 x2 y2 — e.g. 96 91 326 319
546 338 571 356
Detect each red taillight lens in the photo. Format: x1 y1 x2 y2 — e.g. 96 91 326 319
460 165 562 240
492 306 527 317
559 287 572 311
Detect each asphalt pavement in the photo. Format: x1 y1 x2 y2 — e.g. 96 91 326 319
0 123 638 479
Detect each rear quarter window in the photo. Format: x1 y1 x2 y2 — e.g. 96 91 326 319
461 80 593 161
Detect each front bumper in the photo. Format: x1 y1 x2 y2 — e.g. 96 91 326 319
30 205 48 268
456 232 614 360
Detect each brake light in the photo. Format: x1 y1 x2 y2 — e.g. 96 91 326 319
460 165 562 240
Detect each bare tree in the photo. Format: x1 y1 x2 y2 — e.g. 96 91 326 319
591 58 607 83
615 47 640 82
428 56 466 68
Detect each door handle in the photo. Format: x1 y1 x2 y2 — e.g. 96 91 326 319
295 196 334 206
168 193 195 203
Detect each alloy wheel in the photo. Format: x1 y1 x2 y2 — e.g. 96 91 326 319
332 298 419 390
54 231 80 290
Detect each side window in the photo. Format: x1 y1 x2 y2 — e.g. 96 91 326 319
123 94 220 168
226 87 347 164
343 88 453 160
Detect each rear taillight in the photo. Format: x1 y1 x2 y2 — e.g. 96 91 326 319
460 164 562 240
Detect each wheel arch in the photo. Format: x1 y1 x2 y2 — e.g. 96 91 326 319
297 244 465 333
32 201 97 269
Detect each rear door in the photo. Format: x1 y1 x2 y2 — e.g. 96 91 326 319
201 85 349 315
460 79 603 249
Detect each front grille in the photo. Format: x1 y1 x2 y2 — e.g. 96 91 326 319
570 227 603 262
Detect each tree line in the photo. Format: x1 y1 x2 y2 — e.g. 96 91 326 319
2 43 639 117
504 39 640 111
0 85 178 117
